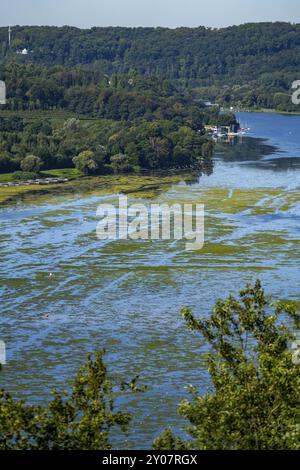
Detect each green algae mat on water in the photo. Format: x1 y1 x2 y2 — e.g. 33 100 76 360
1 112 300 449
0 173 197 206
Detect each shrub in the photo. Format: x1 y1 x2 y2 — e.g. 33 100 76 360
20 155 43 173
0 352 131 450
154 281 300 450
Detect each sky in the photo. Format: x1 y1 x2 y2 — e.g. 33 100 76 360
1 0 300 29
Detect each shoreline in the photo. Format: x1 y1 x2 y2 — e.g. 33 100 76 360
225 107 300 116
0 172 199 207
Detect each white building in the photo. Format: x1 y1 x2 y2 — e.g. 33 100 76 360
16 48 29 55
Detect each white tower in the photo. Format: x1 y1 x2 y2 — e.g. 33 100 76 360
8 25 11 47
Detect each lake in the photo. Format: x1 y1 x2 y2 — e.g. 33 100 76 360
0 112 299 448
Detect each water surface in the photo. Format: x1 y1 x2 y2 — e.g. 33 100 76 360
0 112 299 448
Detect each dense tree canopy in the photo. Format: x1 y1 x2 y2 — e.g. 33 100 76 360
1 22 296 176
0 113 219 174
0 69 233 175
1 23 299 111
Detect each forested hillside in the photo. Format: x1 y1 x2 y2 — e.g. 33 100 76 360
0 22 297 177
1 22 300 110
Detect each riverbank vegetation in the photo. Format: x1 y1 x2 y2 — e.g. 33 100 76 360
1 282 299 450
0 70 236 177
0 113 216 175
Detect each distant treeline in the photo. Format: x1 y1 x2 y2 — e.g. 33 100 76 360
1 23 300 111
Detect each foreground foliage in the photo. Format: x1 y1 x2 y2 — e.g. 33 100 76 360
1 282 299 449
0 352 131 450
154 281 300 450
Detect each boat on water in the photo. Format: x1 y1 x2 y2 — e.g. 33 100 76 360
205 123 250 140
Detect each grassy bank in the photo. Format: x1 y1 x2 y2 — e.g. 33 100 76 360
0 172 197 206
0 168 83 184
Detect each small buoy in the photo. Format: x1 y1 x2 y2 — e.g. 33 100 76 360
48 273 53 278
42 314 49 319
